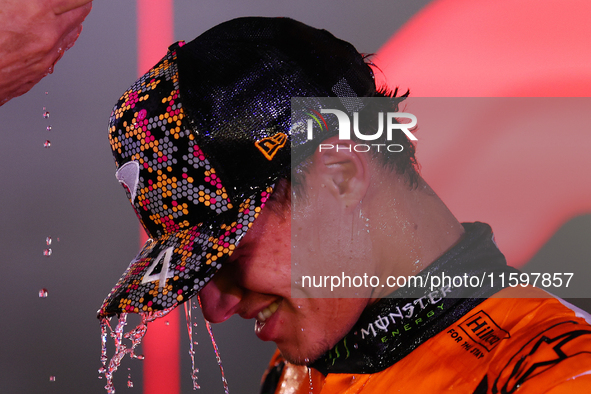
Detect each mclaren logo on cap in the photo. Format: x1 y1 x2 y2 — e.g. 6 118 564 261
115 160 140 202
255 132 288 160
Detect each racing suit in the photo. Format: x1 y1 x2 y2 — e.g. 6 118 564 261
260 223 591 393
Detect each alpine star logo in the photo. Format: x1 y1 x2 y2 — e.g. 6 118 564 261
255 132 288 160
493 321 591 394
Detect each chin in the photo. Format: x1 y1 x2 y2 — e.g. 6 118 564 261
278 340 331 366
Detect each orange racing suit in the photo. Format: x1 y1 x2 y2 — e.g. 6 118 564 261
260 223 591 394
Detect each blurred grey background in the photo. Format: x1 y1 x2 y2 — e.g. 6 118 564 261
0 1 589 393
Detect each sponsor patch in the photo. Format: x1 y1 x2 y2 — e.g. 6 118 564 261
459 310 510 352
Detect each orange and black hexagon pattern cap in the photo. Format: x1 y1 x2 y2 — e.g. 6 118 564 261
98 17 375 318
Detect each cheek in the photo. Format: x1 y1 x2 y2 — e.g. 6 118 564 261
243 259 291 295
243 238 292 292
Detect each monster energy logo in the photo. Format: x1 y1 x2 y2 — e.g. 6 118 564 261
360 286 452 340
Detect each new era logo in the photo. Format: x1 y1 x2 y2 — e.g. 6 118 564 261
255 133 288 160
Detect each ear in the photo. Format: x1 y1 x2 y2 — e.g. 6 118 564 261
313 136 370 210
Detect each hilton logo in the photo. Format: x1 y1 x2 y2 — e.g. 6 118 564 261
459 310 510 352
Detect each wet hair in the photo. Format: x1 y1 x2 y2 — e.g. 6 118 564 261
362 85 419 187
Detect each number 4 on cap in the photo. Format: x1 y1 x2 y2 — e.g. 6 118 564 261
141 247 175 288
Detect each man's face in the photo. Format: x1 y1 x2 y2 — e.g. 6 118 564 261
199 181 371 365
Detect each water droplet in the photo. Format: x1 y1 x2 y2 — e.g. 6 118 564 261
165 320 169 326
45 91 49 95
43 110 50 119
199 296 228 393
46 125 52 132
39 288 48 298
127 370 134 388
46 237 52 246
100 307 175 394
353 343 358 349
43 248 52 256
184 298 201 390
49 376 56 382
44 140 51 148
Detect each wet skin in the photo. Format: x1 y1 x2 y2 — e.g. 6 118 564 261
199 190 372 365
199 139 467 365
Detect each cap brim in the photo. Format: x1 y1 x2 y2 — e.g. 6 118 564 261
97 186 272 318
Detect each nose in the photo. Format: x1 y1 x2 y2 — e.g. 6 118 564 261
198 272 243 323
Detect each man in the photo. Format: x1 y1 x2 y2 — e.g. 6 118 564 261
99 17 591 393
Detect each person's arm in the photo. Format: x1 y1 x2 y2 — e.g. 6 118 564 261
0 0 92 106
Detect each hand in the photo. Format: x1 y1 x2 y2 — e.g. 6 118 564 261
0 0 92 105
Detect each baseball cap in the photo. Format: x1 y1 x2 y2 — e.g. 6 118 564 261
98 17 376 318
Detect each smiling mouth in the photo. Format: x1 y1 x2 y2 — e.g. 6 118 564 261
256 300 280 323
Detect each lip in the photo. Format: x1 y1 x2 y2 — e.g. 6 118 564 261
254 299 282 341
